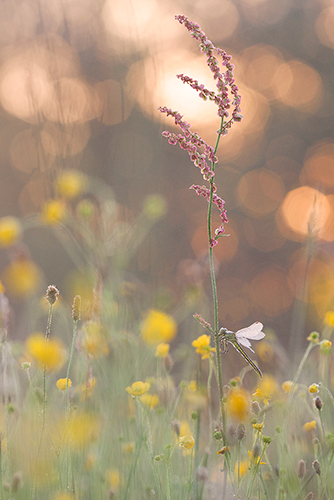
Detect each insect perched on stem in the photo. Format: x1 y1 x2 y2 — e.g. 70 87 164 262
218 322 265 378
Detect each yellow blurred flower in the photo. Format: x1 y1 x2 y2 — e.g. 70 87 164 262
303 420 316 433
125 381 150 397
179 434 195 450
0 280 4 294
80 376 97 400
324 311 334 327
122 442 134 454
80 321 109 358
320 339 332 355
26 333 65 371
282 380 294 394
0 216 22 247
253 422 264 432
56 378 72 391
307 331 320 344
234 459 249 477
53 494 74 500
192 334 215 360
42 200 67 225
141 310 177 345
143 194 167 219
57 170 87 200
63 412 100 448
226 388 249 422
256 341 274 363
140 393 159 408
248 449 266 465
253 374 280 405
106 468 120 491
2 259 41 297
188 380 197 392
85 453 96 471
155 342 170 358
309 384 319 394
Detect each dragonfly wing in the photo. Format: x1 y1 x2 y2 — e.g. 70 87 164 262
237 337 255 353
235 322 265 340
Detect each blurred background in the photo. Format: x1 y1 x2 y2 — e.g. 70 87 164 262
0 0 333 356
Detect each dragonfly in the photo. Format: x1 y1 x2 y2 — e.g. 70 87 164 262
218 322 265 378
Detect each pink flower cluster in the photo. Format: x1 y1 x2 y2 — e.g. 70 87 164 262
175 14 242 125
159 15 243 247
190 184 228 247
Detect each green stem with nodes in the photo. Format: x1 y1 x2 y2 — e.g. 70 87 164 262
29 302 54 500
208 117 225 425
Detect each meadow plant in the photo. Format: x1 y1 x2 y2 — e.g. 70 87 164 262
1 13 334 500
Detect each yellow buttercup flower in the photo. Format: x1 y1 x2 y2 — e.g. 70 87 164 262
282 380 294 394
192 334 215 360
63 412 100 448
140 393 159 408
2 259 41 297
307 331 320 344
80 376 97 400
42 200 67 225
140 310 177 345
122 442 134 454
226 388 249 422
26 333 65 371
56 378 72 391
106 468 120 491
234 459 249 477
320 339 332 355
324 311 334 327
80 321 109 358
303 420 316 433
125 381 150 397
248 449 266 465
309 384 319 394
253 422 264 432
57 170 87 200
155 343 170 358
253 374 280 405
256 341 274 363
179 435 195 450
0 216 22 247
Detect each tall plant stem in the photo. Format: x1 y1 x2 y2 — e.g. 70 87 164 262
207 118 225 424
29 302 54 500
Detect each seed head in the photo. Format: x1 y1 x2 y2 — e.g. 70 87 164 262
312 460 321 475
314 396 323 410
72 295 81 321
236 423 246 441
45 285 59 305
297 459 306 479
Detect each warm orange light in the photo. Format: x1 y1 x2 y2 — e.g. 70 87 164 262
242 218 285 252
300 141 334 188
193 0 239 40
251 266 293 316
289 254 334 318
217 277 252 324
242 44 284 100
237 168 285 217
0 56 50 122
272 60 322 111
43 78 94 124
94 80 133 125
277 186 333 241
315 6 334 50
40 122 91 158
